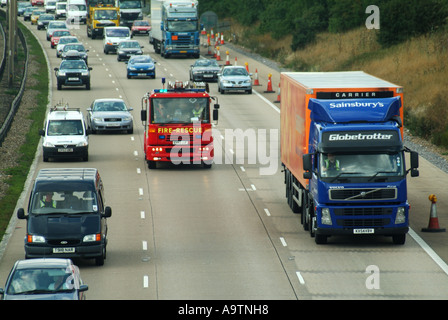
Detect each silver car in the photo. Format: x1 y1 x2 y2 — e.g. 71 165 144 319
217 65 252 94
86 98 134 134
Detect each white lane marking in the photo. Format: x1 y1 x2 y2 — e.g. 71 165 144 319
140 211 145 219
409 228 448 275
143 276 149 288
137 168 141 174
280 237 287 247
264 208 271 216
253 88 280 114
142 240 147 251
251 184 256 191
240 166 245 172
139 188 144 196
296 271 305 285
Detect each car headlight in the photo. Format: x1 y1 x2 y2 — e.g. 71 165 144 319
222 80 230 84
129 67 136 71
83 234 101 242
123 116 133 121
81 71 89 76
58 70 66 76
118 50 125 54
93 117 103 122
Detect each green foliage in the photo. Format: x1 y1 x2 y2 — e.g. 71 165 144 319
200 0 448 51
377 0 448 47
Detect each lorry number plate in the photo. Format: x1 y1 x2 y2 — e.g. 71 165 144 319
353 228 374 234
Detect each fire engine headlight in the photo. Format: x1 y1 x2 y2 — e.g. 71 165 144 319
395 207 406 224
321 208 332 225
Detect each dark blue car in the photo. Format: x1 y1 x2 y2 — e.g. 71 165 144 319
126 55 156 79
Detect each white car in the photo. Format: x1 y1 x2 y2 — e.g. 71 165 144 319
0 0 8 8
55 2 67 19
46 20 69 41
56 35 78 57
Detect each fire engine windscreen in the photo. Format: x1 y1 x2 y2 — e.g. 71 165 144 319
320 153 405 179
151 98 209 124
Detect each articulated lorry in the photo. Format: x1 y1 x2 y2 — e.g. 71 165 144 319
150 0 200 58
140 79 219 169
281 71 419 244
86 0 120 39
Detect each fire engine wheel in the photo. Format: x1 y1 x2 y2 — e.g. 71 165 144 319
202 161 212 169
147 161 156 169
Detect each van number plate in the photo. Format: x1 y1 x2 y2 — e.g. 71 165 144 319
58 148 73 152
53 247 75 253
353 228 374 234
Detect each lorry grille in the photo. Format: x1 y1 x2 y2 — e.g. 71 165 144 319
334 207 393 216
329 188 396 201
174 35 193 46
337 218 390 227
121 12 140 20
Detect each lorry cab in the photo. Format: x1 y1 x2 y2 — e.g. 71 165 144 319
17 168 112 266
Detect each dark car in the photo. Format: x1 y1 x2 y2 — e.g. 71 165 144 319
189 59 221 82
0 258 88 300
116 40 143 61
54 59 92 90
16 168 112 266
126 54 156 79
131 20 151 36
23 6 37 21
61 43 89 64
37 13 55 30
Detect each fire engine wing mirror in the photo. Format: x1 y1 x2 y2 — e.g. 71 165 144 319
141 109 147 122
303 154 312 179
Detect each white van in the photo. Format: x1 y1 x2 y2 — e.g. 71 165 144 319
103 26 130 54
39 105 90 162
66 0 87 25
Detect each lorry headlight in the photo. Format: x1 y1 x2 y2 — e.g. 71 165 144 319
321 208 332 225
27 234 45 243
395 207 406 224
83 234 101 242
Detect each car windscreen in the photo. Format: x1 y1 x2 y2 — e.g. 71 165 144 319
47 119 84 135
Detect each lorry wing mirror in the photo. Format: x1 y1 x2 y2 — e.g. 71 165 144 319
141 109 147 122
410 151 419 169
17 208 26 220
303 154 312 171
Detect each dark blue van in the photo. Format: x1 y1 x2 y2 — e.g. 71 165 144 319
17 168 112 266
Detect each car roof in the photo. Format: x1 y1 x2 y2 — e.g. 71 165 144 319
14 258 72 270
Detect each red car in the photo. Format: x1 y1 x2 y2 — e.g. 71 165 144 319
31 0 44 6
131 20 151 36
51 30 72 48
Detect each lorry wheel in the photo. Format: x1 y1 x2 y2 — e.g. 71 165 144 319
392 234 406 245
315 234 327 244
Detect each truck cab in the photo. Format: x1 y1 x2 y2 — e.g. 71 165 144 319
17 168 112 266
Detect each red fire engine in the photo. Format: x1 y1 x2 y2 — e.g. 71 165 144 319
140 79 219 169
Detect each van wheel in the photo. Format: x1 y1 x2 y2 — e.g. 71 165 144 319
95 247 106 266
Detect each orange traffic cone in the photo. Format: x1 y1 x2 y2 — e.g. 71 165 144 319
245 62 249 72
216 46 221 61
422 194 446 232
264 73 275 93
221 34 224 45
253 69 261 86
225 51 230 65
274 83 281 103
234 56 238 66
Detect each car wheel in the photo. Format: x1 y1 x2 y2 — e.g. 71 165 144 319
57 81 62 90
127 73 131 79
86 81 91 90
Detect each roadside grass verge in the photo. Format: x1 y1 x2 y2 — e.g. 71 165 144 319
0 22 48 241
